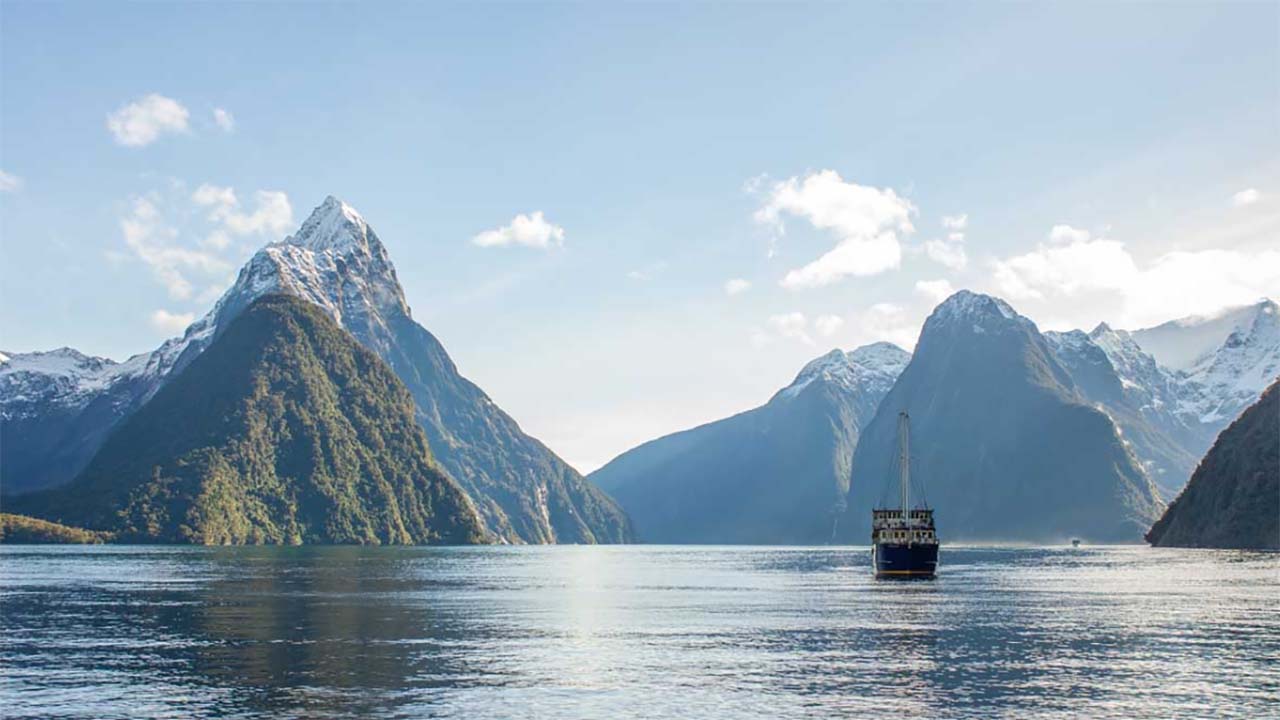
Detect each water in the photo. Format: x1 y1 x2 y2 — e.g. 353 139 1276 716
2 545 1276 719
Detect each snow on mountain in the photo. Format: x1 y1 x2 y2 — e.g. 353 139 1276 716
778 342 909 402
590 341 911 543
1131 300 1275 371
1123 299 1279 425
184 196 410 363
1043 299 1280 498
4 196 632 544
1 196 415 489
1 348 149 417
1172 300 1280 424
1044 324 1202 498
841 290 1164 542
1087 323 1186 412
929 289 1024 327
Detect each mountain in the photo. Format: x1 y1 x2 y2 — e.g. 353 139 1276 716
0 513 108 544
2 197 632 544
10 295 486 545
1040 300 1279 500
1145 380 1279 549
1 336 200 494
840 291 1164 544
1126 299 1279 430
1044 324 1207 499
1157 299 1280 426
1131 301 1275 371
591 342 909 543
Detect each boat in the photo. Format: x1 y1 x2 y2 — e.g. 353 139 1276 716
1071 538 1081 548
871 412 939 578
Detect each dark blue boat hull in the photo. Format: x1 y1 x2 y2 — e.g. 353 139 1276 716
873 542 938 578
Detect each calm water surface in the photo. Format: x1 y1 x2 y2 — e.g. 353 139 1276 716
1 545 1277 719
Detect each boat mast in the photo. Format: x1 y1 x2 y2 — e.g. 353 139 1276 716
898 411 910 527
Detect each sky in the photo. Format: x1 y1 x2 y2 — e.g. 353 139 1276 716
1 1 1277 472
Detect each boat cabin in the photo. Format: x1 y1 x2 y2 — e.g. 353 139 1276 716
871 508 937 545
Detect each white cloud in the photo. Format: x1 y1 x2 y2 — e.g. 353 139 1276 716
121 196 230 299
192 183 236 209
724 278 751 295
120 185 293 300
1231 188 1260 207
1048 224 1091 244
192 184 293 237
752 170 915 289
781 233 902 289
915 279 956 303
753 305 920 349
992 226 1136 301
924 238 968 271
767 312 813 344
990 225 1280 328
226 191 293 236
213 108 235 132
107 94 190 147
815 314 844 337
923 213 969 271
0 170 22 193
201 230 232 250
149 309 195 334
848 302 920 350
472 211 565 249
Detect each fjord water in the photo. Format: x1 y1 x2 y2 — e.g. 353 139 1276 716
2 546 1276 719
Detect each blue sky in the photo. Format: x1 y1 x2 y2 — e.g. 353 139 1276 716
2 1 1277 471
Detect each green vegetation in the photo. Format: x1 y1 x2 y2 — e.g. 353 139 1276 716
14 295 487 545
1147 380 1279 549
0 513 109 544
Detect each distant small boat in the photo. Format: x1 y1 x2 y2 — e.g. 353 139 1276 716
871 412 939 578
1071 538 1081 548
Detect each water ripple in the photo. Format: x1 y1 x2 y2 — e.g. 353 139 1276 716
1 545 1276 719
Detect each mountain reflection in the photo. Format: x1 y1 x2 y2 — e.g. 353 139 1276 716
185 547 488 716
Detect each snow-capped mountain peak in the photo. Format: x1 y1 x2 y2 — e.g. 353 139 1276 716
1042 298 1280 499
1131 299 1277 371
924 290 1038 339
212 196 410 339
779 342 909 401
0 346 144 420
934 290 1016 320
1180 298 1280 423
1 196 410 427
1088 323 1149 373
848 341 912 373
284 195 376 256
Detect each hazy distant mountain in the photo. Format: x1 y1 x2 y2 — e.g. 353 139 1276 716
1149 299 1279 426
591 343 909 543
1045 325 1206 499
841 291 1164 544
1131 300 1275 371
12 295 487 545
1 333 207 495
1041 299 1279 500
2 197 631 544
1146 381 1279 550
